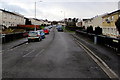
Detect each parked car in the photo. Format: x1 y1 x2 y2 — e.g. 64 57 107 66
43 29 49 34
56 25 62 29
37 30 45 39
48 26 52 29
28 31 42 42
44 27 50 32
57 27 63 32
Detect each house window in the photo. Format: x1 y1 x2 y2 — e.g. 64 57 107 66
4 13 7 19
102 18 105 22
119 15 120 17
108 17 110 21
111 16 114 21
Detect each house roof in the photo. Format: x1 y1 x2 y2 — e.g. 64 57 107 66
102 9 120 18
0 9 24 17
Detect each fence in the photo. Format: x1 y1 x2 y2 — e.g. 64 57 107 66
2 32 28 43
76 30 120 52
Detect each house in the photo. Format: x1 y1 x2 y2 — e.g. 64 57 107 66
92 15 103 30
76 21 82 27
0 9 25 29
82 18 93 29
29 18 44 25
102 9 120 38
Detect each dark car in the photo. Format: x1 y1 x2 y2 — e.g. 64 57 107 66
57 27 63 32
37 30 45 39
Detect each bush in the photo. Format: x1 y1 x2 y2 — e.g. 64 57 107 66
95 26 102 35
87 26 93 33
115 17 120 34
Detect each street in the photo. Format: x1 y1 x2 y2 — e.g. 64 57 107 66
2 27 110 78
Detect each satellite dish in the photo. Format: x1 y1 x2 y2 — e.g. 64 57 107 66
105 19 110 23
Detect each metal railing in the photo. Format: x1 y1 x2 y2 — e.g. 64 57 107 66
76 30 120 52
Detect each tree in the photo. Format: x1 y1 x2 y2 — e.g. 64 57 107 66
95 26 102 35
115 17 120 52
115 17 120 34
25 18 32 25
87 26 93 33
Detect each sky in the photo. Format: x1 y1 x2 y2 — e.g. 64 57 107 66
0 0 120 21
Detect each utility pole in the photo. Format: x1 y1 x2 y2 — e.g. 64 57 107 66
34 1 36 31
34 1 42 31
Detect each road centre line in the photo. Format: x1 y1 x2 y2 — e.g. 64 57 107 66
35 49 45 57
23 50 35 57
73 35 119 79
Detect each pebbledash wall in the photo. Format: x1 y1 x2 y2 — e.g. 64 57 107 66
0 10 2 27
102 10 120 38
0 9 25 28
29 18 51 25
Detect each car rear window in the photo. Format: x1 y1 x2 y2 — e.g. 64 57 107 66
29 31 38 36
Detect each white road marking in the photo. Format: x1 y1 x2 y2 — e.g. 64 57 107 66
35 49 45 57
0 51 2 54
23 50 35 57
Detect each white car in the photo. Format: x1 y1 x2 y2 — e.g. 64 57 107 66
28 31 42 42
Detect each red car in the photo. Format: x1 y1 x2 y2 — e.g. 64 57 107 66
43 29 49 34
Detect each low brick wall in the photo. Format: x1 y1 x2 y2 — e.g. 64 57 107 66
2 32 28 43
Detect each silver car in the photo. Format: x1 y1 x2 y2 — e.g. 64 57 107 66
28 31 42 42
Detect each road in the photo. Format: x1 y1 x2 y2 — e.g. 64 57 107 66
2 27 109 78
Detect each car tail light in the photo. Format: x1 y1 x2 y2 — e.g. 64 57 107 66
37 35 40 37
28 35 30 37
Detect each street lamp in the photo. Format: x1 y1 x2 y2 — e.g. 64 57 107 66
61 11 65 20
34 1 42 31
61 11 66 28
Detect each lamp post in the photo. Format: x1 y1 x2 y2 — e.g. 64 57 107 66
34 1 42 31
61 11 66 29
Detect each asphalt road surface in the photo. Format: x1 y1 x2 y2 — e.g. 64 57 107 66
2 27 109 78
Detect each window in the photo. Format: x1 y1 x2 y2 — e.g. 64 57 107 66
119 15 120 17
4 13 7 19
111 16 114 21
10 15 12 19
102 18 105 22
108 17 110 21
15 16 17 20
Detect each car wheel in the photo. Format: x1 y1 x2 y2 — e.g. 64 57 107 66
40 37 42 41
28 39 31 43
38 38 40 42
44 36 45 39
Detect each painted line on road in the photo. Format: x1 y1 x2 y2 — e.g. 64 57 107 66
35 49 45 57
0 51 2 54
23 50 35 57
72 34 119 79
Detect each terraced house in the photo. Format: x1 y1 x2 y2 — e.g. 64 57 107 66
0 9 25 29
102 10 120 38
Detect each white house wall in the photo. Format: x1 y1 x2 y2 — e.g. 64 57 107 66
0 9 25 28
0 11 2 26
92 16 103 30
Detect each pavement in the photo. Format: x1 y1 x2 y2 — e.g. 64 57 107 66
72 32 120 78
2 38 28 51
2 27 119 79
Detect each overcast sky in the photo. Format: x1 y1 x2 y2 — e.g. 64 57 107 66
0 0 119 21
